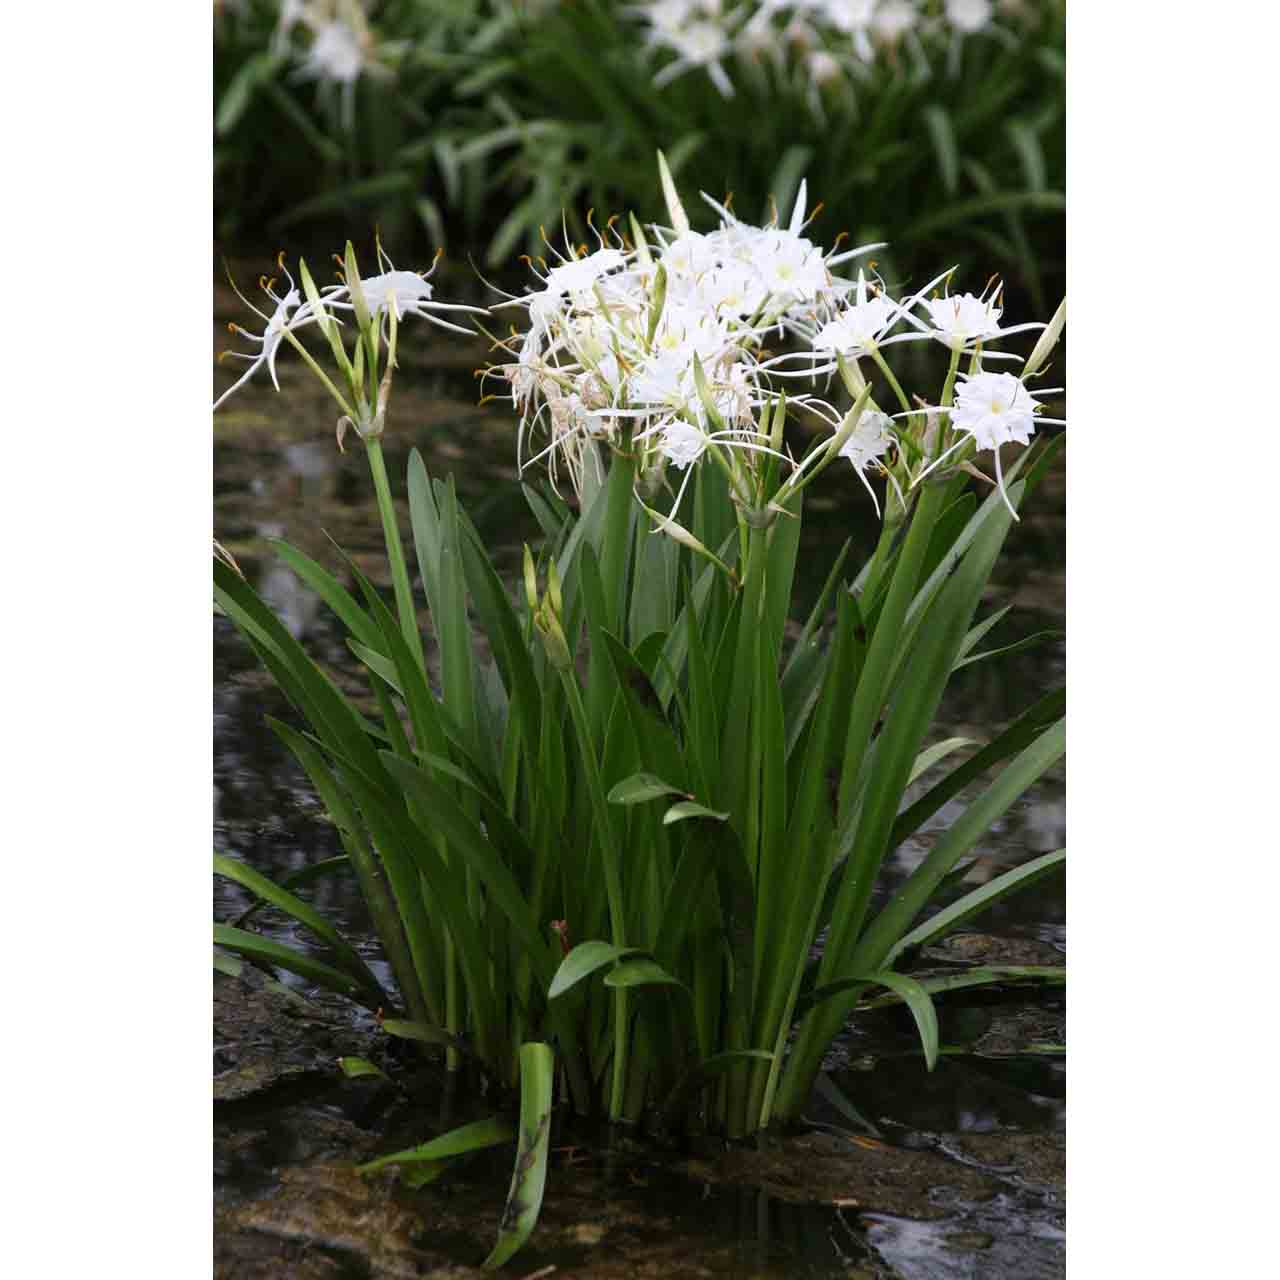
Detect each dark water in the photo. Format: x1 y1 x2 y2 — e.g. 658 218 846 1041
213 275 1065 1277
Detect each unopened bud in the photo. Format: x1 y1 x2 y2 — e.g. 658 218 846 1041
1023 297 1065 378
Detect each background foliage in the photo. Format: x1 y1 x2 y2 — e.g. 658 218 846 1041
214 0 1064 306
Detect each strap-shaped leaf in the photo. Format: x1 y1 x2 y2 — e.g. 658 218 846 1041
483 1043 555 1269
357 1116 514 1175
857 972 939 1070
885 849 1066 965
214 853 384 1000
212 925 372 1007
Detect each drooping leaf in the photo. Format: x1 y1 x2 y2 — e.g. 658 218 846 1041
548 941 643 1000
483 1043 555 1269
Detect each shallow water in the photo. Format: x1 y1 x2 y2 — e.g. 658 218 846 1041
213 271 1066 1276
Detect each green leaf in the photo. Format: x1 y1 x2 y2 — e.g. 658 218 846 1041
885 850 1066 965
229 855 349 929
548 941 643 1000
856 966 1066 1009
213 854 383 1000
858 972 939 1070
276 173 416 227
954 629 1063 671
609 768 691 798
855 719 1066 972
357 1116 514 1175
604 958 685 990
909 737 979 785
663 800 730 825
212 925 371 1006
923 105 959 195
483 1043 555 1269
1007 119 1047 192
338 1057 387 1081
380 1020 469 1053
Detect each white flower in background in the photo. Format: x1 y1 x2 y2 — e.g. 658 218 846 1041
651 16 736 97
944 0 994 33
872 0 919 43
820 0 876 61
807 49 843 85
950 370 1038 450
297 19 365 84
272 0 310 51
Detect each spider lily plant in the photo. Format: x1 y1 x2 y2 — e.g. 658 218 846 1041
214 160 1064 1255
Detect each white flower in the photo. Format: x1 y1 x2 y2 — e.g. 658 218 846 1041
748 228 832 306
872 0 919 43
650 14 736 96
945 0 994 33
813 292 898 355
839 409 894 469
297 20 365 85
215 259 308 411
950 370 1038 451
326 247 487 336
659 418 708 469
541 247 627 299
921 289 1004 349
820 0 876 60
807 49 844 85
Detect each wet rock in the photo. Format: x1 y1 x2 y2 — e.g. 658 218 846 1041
214 967 374 1103
924 931 1064 966
215 1164 484 1279
941 1131 1065 1196
680 1130 999 1220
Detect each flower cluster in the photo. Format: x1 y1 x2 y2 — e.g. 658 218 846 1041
215 160 1063 523
635 0 1012 98
215 241 485 431
484 157 1062 521
484 170 875 499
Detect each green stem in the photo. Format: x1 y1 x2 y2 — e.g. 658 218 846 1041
364 437 424 668
934 345 964 460
870 347 913 418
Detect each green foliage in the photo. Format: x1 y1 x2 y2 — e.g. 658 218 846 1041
216 426 1064 1131
214 1 1065 298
